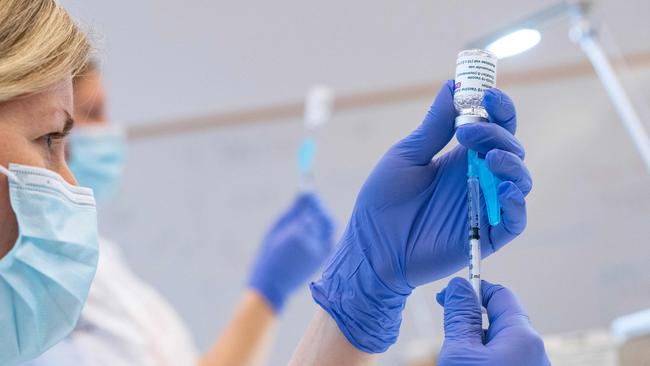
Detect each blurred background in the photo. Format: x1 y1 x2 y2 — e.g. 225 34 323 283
60 0 650 364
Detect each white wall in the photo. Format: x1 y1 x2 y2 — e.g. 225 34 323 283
60 0 650 125
100 68 650 364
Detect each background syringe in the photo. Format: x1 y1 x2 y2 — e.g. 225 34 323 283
298 85 334 191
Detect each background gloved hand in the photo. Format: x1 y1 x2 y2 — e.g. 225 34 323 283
436 277 550 366
311 81 532 353
248 192 335 313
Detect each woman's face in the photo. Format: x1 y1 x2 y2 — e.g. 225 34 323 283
0 78 77 258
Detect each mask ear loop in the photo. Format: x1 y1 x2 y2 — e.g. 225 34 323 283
0 165 22 187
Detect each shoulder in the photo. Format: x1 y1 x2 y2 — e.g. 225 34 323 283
22 338 89 366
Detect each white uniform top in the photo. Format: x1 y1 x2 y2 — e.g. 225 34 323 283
25 238 199 366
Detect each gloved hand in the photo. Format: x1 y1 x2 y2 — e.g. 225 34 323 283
311 81 532 353
436 277 550 366
248 192 335 313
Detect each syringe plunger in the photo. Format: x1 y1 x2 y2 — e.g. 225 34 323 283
304 85 334 129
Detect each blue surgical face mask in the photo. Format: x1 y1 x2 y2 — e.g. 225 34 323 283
0 163 99 364
67 124 126 204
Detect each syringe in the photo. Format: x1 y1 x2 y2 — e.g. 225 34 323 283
454 49 500 308
467 152 482 305
298 85 333 191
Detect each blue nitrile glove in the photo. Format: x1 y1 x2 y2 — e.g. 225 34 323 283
310 81 532 353
248 192 335 313
436 277 550 366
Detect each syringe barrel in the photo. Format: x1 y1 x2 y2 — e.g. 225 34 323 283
467 175 482 304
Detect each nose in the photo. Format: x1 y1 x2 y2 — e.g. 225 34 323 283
60 163 78 186
62 144 78 186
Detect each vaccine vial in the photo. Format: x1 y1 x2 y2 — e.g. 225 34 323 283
453 49 497 127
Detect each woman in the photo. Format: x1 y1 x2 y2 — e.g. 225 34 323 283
0 1 96 364
2 2 335 365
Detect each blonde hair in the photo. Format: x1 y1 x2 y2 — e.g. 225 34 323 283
73 57 101 85
0 0 90 102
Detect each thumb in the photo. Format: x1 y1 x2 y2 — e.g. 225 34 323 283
436 277 484 344
481 280 530 333
393 80 457 165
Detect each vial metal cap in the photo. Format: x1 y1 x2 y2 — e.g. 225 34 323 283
455 114 489 128
457 49 496 59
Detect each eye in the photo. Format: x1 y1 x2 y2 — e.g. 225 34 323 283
41 131 68 149
39 114 74 152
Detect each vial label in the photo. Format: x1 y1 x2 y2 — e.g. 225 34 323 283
454 50 497 127
454 53 497 96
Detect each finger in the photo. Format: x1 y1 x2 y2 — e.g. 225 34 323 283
481 280 530 329
393 80 458 165
269 194 310 230
488 182 526 252
290 192 316 216
483 88 517 135
436 277 484 344
300 193 336 244
296 214 333 258
312 210 336 251
275 193 324 238
456 123 525 160
485 149 532 195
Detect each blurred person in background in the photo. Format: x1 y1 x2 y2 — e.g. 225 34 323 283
25 59 336 366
